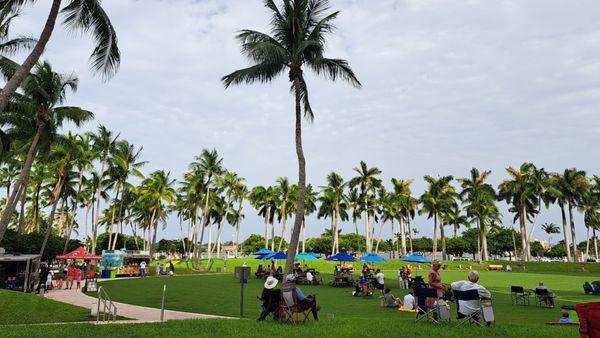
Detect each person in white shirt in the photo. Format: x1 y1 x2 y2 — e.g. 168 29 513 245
402 290 416 310
397 267 404 289
450 270 492 317
375 269 385 296
306 271 314 283
139 261 147 277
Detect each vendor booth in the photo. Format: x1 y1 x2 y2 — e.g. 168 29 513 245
0 252 41 292
56 247 102 292
100 250 150 278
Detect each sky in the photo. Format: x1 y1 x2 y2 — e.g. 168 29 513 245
8 0 600 246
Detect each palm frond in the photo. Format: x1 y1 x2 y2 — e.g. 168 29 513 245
222 62 286 88
308 57 361 87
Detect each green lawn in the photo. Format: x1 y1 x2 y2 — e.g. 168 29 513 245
0 289 93 324
84 269 598 336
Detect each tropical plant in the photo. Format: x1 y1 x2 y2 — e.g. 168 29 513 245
540 222 560 247
419 175 456 260
222 0 360 272
349 161 381 253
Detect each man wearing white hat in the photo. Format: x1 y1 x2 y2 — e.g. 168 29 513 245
257 275 280 321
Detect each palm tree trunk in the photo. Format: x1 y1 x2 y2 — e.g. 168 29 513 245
277 202 288 251
593 228 598 260
364 196 370 252
301 219 306 253
111 194 125 251
354 218 359 236
408 218 413 254
39 175 64 258
400 216 406 256
440 221 446 261
196 188 211 267
17 184 26 235
481 222 488 261
92 159 106 254
107 186 121 250
375 219 385 253
511 223 517 261
63 168 84 254
585 225 590 260
148 207 157 262
519 206 527 261
283 72 306 274
432 213 438 259
264 206 270 248
0 122 44 242
334 202 340 254
0 0 62 113
206 216 226 269
568 202 579 261
391 219 396 258
560 205 572 261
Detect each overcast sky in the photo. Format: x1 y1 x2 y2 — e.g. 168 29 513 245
10 0 600 245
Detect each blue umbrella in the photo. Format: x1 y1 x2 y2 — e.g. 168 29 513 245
359 252 388 263
400 253 432 263
253 248 274 256
326 252 356 262
296 252 319 261
263 252 287 260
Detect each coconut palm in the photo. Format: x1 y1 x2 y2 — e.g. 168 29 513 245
546 173 572 261
319 172 346 255
560 168 589 261
189 149 223 267
0 9 36 57
349 161 381 252
541 222 560 247
274 177 293 251
0 61 92 243
498 163 541 262
391 178 415 256
419 175 456 260
223 0 360 272
458 168 498 261
249 185 276 249
0 0 120 113
347 187 361 235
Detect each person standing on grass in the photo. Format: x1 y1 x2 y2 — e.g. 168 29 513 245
375 269 386 296
427 260 446 307
139 260 147 277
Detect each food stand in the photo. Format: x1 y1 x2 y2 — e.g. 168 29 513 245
0 252 41 292
56 247 102 291
100 250 150 277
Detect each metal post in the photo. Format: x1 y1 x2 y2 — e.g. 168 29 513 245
96 286 102 322
240 281 244 318
160 284 166 322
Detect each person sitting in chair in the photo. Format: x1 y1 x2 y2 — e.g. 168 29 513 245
285 274 320 320
531 281 555 308
584 282 594 295
256 265 265 278
257 275 280 321
383 288 403 308
450 270 492 319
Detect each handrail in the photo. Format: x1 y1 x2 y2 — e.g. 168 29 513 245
96 286 118 323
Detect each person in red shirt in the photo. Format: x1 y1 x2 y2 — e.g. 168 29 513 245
75 267 82 289
66 265 76 289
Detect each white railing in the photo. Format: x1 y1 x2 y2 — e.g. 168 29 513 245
96 286 118 323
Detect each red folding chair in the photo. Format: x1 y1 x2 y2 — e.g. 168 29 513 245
279 283 312 325
575 302 600 338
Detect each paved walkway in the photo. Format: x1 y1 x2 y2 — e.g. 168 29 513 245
45 286 231 323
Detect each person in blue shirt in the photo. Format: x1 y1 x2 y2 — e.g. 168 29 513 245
285 274 320 320
558 310 574 323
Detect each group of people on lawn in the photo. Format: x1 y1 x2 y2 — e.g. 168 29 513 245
257 273 320 321
256 261 320 285
37 263 95 293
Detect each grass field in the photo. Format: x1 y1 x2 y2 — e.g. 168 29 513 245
0 289 93 324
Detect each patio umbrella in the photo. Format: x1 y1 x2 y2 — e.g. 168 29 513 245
263 252 287 260
359 253 388 263
400 253 432 263
326 252 356 262
253 248 274 256
295 252 319 261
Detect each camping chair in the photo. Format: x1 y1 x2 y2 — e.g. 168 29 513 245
510 286 530 306
453 289 488 326
258 289 281 321
414 287 442 325
534 288 554 308
576 302 600 338
279 283 311 325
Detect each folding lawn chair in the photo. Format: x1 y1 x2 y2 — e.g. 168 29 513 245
534 288 554 308
279 283 311 325
510 286 530 306
453 289 492 326
414 287 442 325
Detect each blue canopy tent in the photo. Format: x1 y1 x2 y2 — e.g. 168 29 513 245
359 253 388 263
295 252 319 261
326 252 356 262
262 252 287 260
400 253 432 263
253 248 274 256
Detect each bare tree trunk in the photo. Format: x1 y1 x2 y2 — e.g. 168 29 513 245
283 73 306 274
432 213 438 259
560 205 572 261
334 202 340 254
375 220 385 253
400 216 406 256
408 218 413 254
364 196 370 253
391 219 396 258
0 123 44 242
39 176 64 258
519 206 528 262
0 0 62 113
440 221 447 261
277 201 287 251
264 207 269 248
568 202 579 261
92 159 106 254
108 186 121 250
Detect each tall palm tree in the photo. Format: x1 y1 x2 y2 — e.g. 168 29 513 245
546 173 572 261
419 175 455 260
231 180 247 258
458 168 498 261
346 187 361 236
320 172 346 255
0 61 92 243
275 177 293 251
249 185 274 249
301 183 317 253
349 161 381 253
90 125 117 253
223 0 360 272
391 178 414 256
190 149 223 268
0 0 120 113
560 168 588 261
541 222 560 247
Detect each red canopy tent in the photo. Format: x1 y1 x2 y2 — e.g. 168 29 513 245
56 247 102 261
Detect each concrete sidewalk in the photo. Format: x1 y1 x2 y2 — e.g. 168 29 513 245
45 287 232 323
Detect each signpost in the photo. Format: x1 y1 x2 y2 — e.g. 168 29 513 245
234 266 251 317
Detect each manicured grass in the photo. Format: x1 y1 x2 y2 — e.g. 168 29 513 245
0 289 93 324
87 269 598 335
0 317 577 338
